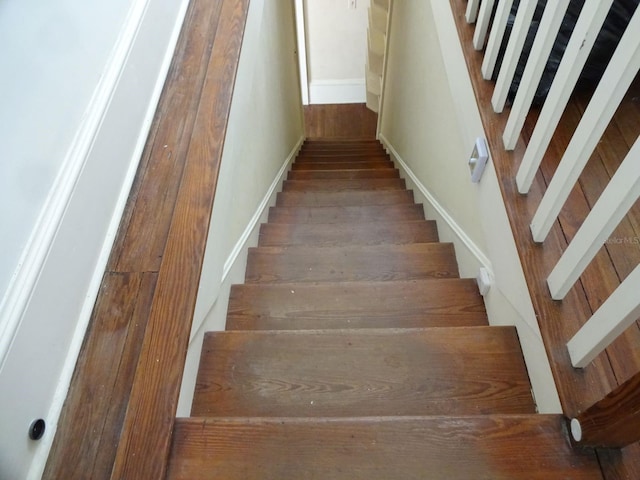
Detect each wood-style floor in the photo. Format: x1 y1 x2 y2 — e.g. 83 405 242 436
449 0 640 478
304 103 378 138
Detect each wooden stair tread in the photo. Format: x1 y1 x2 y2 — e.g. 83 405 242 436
258 220 439 246
276 189 415 207
167 415 602 480
268 204 425 223
295 153 389 162
245 243 459 283
283 178 405 191
226 278 487 330
191 326 535 417
291 160 394 170
287 168 400 180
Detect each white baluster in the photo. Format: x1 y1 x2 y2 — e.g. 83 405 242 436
466 0 481 23
548 135 640 300
492 0 538 113
482 0 514 79
530 6 640 242
474 0 497 50
502 0 570 148
568 264 640 368
515 0 613 195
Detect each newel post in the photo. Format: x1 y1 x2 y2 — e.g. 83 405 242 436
570 371 640 448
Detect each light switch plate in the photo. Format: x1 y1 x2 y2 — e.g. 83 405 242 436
469 137 489 183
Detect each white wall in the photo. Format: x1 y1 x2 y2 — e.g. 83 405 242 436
177 0 305 415
0 0 189 477
379 1 562 413
303 0 370 103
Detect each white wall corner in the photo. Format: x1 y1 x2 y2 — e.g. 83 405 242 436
309 79 367 104
379 134 492 279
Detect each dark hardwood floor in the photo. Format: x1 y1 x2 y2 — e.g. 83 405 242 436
304 103 378 138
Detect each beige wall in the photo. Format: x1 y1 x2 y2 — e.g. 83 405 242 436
178 0 305 414
379 1 562 413
303 0 370 103
379 0 488 264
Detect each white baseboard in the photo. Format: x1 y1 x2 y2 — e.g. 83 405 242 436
178 136 304 415
0 0 190 477
309 79 367 104
378 134 492 277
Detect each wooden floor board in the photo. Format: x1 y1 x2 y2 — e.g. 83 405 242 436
43 272 157 479
303 104 377 138
276 190 415 207
245 243 459 283
192 327 535 417
226 278 487 330
167 415 602 480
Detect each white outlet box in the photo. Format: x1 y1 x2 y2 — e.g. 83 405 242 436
469 137 489 183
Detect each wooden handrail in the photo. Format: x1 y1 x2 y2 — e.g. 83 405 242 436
570 370 640 448
109 0 250 478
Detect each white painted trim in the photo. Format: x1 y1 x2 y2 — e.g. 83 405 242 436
294 0 310 105
0 0 190 477
0 0 150 368
222 137 304 282
308 79 367 104
375 0 393 136
379 134 492 272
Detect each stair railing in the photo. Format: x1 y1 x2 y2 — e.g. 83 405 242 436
462 0 640 448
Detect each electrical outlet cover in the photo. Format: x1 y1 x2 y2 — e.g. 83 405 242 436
469 137 489 183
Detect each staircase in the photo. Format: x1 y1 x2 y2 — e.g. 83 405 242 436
166 139 602 479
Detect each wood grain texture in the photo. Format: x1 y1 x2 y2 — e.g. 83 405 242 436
43 272 156 480
303 104 378 138
276 190 416 207
192 327 535 416
287 168 399 180
575 371 640 448
295 153 389 162
167 415 602 480
291 160 395 170
245 243 459 283
268 204 425 223
226 278 487 330
109 0 224 273
110 0 250 478
258 220 439 246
